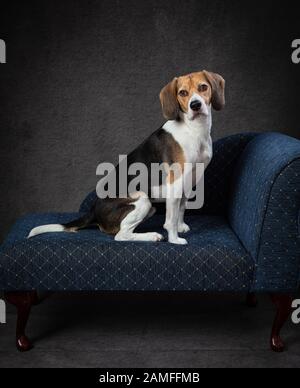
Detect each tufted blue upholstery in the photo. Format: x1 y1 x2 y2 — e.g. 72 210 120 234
0 213 253 291
1 132 300 293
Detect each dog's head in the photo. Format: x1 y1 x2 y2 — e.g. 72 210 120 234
159 71 225 121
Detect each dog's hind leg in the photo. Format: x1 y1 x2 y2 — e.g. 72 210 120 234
115 193 163 242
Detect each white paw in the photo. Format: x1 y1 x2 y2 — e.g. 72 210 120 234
178 223 190 234
169 237 188 245
149 232 164 242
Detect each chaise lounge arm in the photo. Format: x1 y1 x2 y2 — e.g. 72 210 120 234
228 132 300 293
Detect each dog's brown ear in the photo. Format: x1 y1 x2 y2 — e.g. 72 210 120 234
203 70 225 111
159 78 179 120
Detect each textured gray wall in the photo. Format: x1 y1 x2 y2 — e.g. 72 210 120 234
0 0 299 240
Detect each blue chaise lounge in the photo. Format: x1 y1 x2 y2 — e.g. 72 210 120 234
1 132 300 352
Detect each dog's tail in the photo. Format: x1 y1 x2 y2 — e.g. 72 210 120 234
28 211 96 239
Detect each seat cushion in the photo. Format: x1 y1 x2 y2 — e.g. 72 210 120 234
0 213 254 292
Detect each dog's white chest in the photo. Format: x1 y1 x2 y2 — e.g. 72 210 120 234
163 119 213 167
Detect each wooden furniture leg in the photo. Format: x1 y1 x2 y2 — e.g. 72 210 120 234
270 294 293 352
5 291 38 352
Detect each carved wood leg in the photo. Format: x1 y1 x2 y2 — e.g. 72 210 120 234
5 291 38 352
270 294 293 352
246 293 258 307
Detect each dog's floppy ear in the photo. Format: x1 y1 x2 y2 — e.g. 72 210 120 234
159 77 179 120
203 70 225 111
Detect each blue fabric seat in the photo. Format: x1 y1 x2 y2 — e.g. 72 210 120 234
0 213 254 292
1 132 300 293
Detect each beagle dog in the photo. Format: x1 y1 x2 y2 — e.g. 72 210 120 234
29 71 225 245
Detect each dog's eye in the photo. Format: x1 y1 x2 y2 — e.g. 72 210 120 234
179 90 188 97
198 84 208 92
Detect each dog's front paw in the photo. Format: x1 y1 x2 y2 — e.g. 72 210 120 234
178 223 190 234
169 237 188 245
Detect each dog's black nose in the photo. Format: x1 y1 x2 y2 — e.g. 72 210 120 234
190 100 202 111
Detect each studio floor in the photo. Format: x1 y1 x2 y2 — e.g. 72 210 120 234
0 293 299 368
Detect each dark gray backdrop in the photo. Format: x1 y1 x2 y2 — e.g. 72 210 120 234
0 0 299 240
